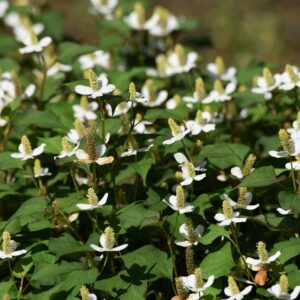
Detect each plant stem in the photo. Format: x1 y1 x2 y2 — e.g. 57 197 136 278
70 167 80 198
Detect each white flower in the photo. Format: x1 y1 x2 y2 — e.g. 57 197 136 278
146 54 174 78
77 189 108 211
182 270 214 298
0 232 27 259
0 0 9 18
67 129 82 144
106 101 131 117
121 144 153 157
124 3 147 30
90 226 128 252
167 44 198 74
19 34 52 54
145 6 179 37
175 223 204 247
245 241 281 271
46 62 72 77
132 114 152 134
278 65 300 91
72 98 98 122
207 56 237 81
251 68 281 100
267 275 300 300
141 79 168 107
75 174 89 186
75 144 114 166
214 200 247 226
89 0 118 17
166 95 183 110
54 137 80 160
79 50 111 70
285 161 300 171
11 136 46 160
75 73 115 99
185 111 216 135
163 185 194 214
31 159 51 178
203 80 236 104
223 193 259 211
222 276 252 300
230 165 255 180
163 118 190 145
174 152 206 186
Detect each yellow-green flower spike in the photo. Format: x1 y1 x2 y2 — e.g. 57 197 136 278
242 154 256 177
168 118 182 136
185 247 196 275
157 54 168 77
297 111 300 130
278 129 292 153
80 96 90 111
237 187 248 206
186 219 196 245
74 119 85 138
10 71 22 98
87 188 98 206
228 276 240 294
34 159 42 176
196 110 204 126
176 185 185 209
174 44 186 66
84 127 97 161
127 134 139 150
185 161 196 178
175 277 186 298
222 200 233 219
195 77 206 100
214 79 224 94
256 241 269 262
61 137 73 153
80 286 90 300
129 82 136 100
173 94 182 105
29 27 38 45
134 3 145 26
263 67 274 87
21 135 33 155
154 6 169 28
194 268 204 289
86 69 99 91
279 274 289 294
145 79 156 102
215 56 225 75
104 226 115 249
285 64 298 83
2 231 12 255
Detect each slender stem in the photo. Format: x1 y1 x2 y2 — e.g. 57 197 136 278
87 211 100 233
17 276 24 300
8 260 13 278
37 53 47 107
99 253 109 275
100 100 106 143
70 167 80 198
181 139 192 162
289 158 297 192
230 223 255 283
92 163 97 192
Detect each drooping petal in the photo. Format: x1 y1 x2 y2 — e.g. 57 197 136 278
77 203 93 210
75 149 90 160
174 152 188 164
95 156 114 165
90 244 105 252
98 193 108 206
111 244 128 251
231 166 243 179
75 85 93 95
268 251 281 262
11 249 27 257
32 143 46 156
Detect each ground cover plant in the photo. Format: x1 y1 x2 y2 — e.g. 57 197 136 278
0 0 299 299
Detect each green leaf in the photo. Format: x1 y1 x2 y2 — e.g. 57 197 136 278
0 152 25 170
144 106 189 122
239 166 277 188
197 142 250 169
200 224 230 245
94 270 147 299
13 257 33 279
42 12 64 41
48 234 90 258
288 269 300 288
38 136 62 154
0 281 17 298
58 42 97 64
117 202 160 229
200 242 235 279
193 194 212 219
14 109 65 129
121 245 173 280
278 191 300 213
272 237 300 264
0 57 20 72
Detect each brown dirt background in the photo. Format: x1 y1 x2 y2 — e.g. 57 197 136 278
49 0 300 67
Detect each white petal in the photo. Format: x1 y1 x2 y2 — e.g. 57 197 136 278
175 240 191 247
269 150 289 158
277 207 292 215
111 244 128 251
245 257 262 266
39 36 52 48
240 285 253 296
231 166 243 179
268 251 281 262
174 152 188 164
291 286 300 300
214 213 226 221
90 244 105 252
180 177 193 186
77 203 93 210
32 143 46 156
267 284 282 297
98 193 108 206
11 249 27 257
194 174 206 181
203 276 215 289
75 149 90 160
95 156 114 165
75 85 93 95
232 217 247 223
